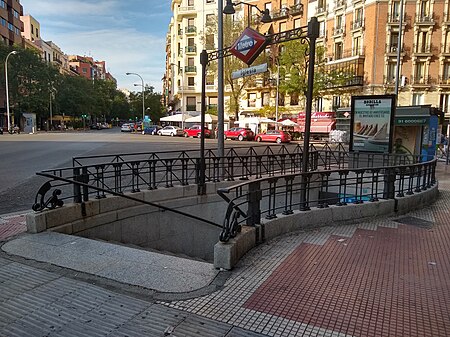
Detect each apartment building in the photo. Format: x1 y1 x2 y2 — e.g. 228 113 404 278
307 0 450 114
0 0 22 45
238 0 308 117
164 0 449 120
165 0 246 117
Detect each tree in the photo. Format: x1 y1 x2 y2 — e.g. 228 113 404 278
128 85 164 122
277 40 359 108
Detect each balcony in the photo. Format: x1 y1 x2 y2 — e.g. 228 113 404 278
410 75 432 85
438 76 450 85
316 4 328 16
185 66 197 73
272 7 289 20
350 19 364 30
185 45 197 54
385 44 408 56
415 13 435 25
413 43 437 55
185 25 197 34
335 0 345 9
271 3 304 20
290 3 304 16
332 26 345 36
178 85 196 92
178 6 196 15
383 76 396 85
387 13 407 25
206 84 217 91
327 48 365 62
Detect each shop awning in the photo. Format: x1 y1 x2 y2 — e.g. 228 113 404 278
296 119 336 133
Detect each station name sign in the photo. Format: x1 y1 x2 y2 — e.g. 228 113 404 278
230 27 268 65
231 63 268 80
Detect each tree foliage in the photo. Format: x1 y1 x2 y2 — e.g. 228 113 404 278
0 44 163 125
277 40 358 107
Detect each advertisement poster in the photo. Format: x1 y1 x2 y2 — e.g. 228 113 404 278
350 95 395 153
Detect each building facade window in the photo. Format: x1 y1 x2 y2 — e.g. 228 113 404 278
206 75 214 85
262 92 270 106
0 1 5 9
386 62 396 82
188 0 194 6
334 41 343 59
248 93 257 107
412 93 424 105
186 97 196 111
187 77 194 86
440 94 450 113
290 93 299 105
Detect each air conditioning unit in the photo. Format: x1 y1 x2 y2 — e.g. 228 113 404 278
391 46 397 53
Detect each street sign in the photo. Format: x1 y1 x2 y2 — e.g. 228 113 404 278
231 63 268 80
230 27 268 65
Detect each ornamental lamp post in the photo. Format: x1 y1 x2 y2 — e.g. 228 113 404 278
5 50 17 133
126 72 145 134
223 0 272 27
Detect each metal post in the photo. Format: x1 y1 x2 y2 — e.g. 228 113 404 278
199 50 208 195
49 91 53 131
300 17 319 211
141 77 145 134
5 51 17 133
126 72 145 134
394 0 404 97
275 60 280 130
218 0 225 160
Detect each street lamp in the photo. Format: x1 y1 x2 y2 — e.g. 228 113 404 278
223 0 272 27
126 72 145 134
5 50 17 133
170 63 185 129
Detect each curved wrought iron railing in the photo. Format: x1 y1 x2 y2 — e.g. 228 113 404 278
217 157 437 242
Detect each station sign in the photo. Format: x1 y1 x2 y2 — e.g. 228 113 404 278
231 63 268 80
230 27 268 65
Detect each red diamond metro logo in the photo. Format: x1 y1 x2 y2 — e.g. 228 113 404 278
230 27 268 65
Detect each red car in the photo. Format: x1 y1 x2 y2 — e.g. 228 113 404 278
255 130 291 144
224 127 255 141
183 125 211 138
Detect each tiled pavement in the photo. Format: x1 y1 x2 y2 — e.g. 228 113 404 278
0 164 450 336
162 164 450 337
0 213 26 241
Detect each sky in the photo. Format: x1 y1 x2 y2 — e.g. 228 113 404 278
20 0 172 93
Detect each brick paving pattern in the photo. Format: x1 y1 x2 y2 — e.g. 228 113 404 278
164 166 450 337
0 214 26 241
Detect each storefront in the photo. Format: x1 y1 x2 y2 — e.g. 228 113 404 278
393 105 442 160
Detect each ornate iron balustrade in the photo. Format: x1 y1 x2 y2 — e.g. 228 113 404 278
218 157 437 242
37 144 346 212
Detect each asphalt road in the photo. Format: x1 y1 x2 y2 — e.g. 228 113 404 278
0 128 223 214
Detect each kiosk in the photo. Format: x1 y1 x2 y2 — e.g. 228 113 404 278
393 105 442 161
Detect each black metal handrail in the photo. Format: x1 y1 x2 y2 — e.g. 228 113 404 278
36 144 424 213
217 158 437 242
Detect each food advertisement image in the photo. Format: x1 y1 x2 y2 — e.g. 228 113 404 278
351 96 395 153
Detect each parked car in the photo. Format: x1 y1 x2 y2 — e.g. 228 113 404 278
144 125 162 135
183 125 211 138
255 130 291 144
157 125 184 137
121 123 132 132
224 127 255 141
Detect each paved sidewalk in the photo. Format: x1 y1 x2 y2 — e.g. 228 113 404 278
0 163 449 336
